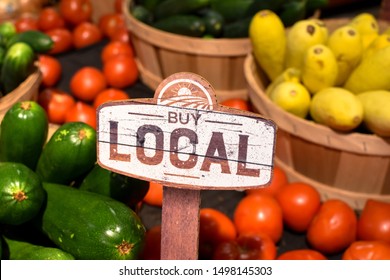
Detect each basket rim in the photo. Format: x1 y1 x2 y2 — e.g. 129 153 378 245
0 68 42 110
245 53 390 156
123 0 251 56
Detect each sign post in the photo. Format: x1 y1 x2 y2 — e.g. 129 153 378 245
97 72 277 260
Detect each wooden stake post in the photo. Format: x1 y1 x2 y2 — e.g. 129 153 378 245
96 72 277 260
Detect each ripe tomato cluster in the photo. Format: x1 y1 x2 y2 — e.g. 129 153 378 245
140 168 390 260
17 0 138 130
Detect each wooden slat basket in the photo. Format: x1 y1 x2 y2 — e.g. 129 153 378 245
245 18 390 210
123 0 251 103
0 67 42 122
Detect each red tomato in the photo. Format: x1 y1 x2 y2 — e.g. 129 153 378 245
277 249 327 260
65 101 96 129
213 232 277 260
275 182 321 233
14 15 39 32
38 55 62 88
246 165 288 197
306 199 357 255
357 199 390 243
143 182 163 207
101 41 134 64
109 27 130 43
37 7 65 31
140 225 161 260
233 194 283 243
46 28 73 54
93 88 129 109
98 13 126 39
199 208 237 259
220 98 251 111
103 55 139 88
59 0 92 26
38 88 75 124
342 240 390 260
70 67 107 102
72 22 103 49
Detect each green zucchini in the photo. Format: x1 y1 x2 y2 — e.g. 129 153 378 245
0 162 45 226
154 0 210 20
222 17 252 38
0 42 36 94
200 8 224 37
153 15 206 37
210 0 283 23
38 182 145 260
35 122 97 185
4 237 74 260
0 101 48 170
78 163 149 209
6 30 54 53
138 0 164 12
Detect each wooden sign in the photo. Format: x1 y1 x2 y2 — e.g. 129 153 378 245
97 72 277 259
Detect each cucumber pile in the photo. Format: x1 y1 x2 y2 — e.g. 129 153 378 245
0 101 148 260
0 21 53 97
130 0 328 38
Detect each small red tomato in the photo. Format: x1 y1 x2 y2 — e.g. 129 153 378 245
307 199 357 255
103 55 139 88
101 41 134 64
220 98 251 111
357 199 390 243
93 88 129 109
246 165 288 197
38 55 62 88
72 22 103 49
277 249 327 260
233 194 283 243
65 101 96 129
38 88 75 124
59 0 92 26
199 208 237 260
140 225 161 260
70 67 107 102
37 7 65 32
275 182 321 233
98 13 126 38
342 240 390 260
213 232 276 260
143 182 163 207
109 27 130 43
46 28 73 54
14 15 39 32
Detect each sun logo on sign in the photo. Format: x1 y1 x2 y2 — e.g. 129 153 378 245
157 79 214 110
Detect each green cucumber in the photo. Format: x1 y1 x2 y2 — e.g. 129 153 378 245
200 8 224 37
0 21 16 48
138 0 164 12
0 162 45 226
38 182 145 260
153 15 206 37
35 122 97 185
0 101 48 170
4 237 74 260
279 0 307 27
131 5 154 24
210 0 282 23
6 30 54 53
78 163 149 209
154 0 210 20
0 42 36 94
222 17 252 38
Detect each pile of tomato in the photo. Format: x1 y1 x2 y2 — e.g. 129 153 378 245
12 0 135 129
141 165 390 260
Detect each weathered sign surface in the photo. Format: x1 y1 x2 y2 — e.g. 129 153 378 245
97 73 276 190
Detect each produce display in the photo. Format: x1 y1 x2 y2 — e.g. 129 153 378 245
249 10 390 136
129 0 328 38
1 0 390 262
